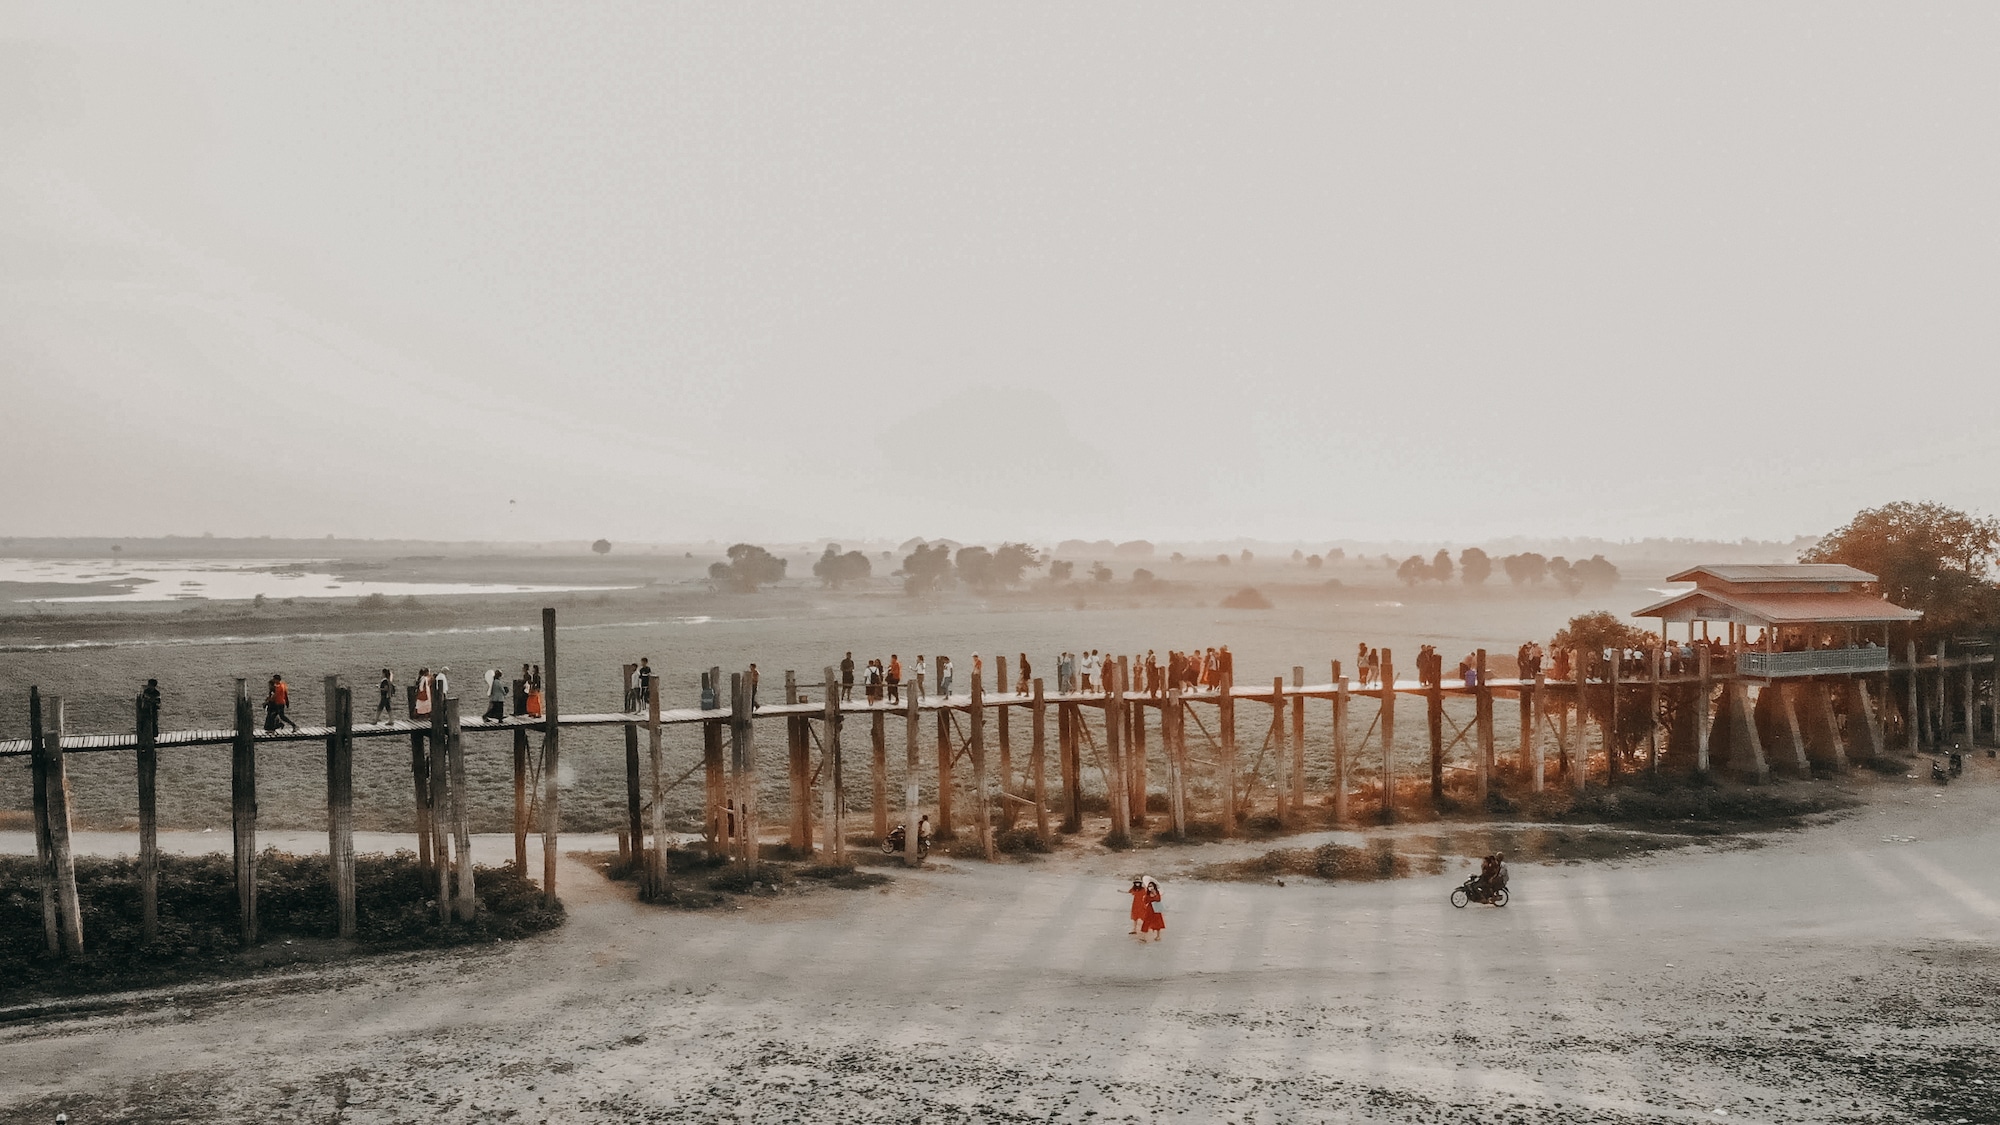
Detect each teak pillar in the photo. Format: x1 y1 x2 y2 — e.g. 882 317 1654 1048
1165 687 1187 838
1474 650 1492 802
1695 644 1713 773
1530 672 1546 792
997 656 1015 831
328 681 357 938
540 607 562 905
137 689 160 944
1031 679 1050 844
512 717 530 874
446 696 475 922
1570 648 1587 793
1332 662 1350 823
903 683 922 866
971 672 993 858
648 675 666 891
1290 667 1307 816
731 671 758 871
786 670 810 855
406 684 432 875
871 709 889 842
1378 652 1396 824
1218 672 1237 835
1105 662 1129 845
31 689 83 957
704 666 724 854
232 680 258 944
1426 671 1444 802
822 667 842 863
1059 700 1082 833
935 689 956 841
624 668 645 862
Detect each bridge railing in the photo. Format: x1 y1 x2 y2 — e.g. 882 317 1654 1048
1739 647 1890 678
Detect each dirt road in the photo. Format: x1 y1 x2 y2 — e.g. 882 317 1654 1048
4 769 1999 1124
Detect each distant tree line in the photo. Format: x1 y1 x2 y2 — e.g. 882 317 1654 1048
1393 546 1617 594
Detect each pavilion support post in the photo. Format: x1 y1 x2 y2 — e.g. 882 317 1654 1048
1106 663 1129 845
822 668 841 863
232 681 258 945
1852 680 1885 761
1474 650 1493 802
903 685 922 866
1777 683 1810 775
1379 652 1396 823
647 675 665 892
1695 645 1713 774
1807 682 1849 771
1426 672 1444 803
731 671 757 872
137 689 160 944
1904 642 1921 754
329 683 356 938
1728 683 1770 783
1289 666 1307 817
1607 650 1622 783
1032 680 1051 845
1935 641 1950 744
407 685 432 875
1989 637 2000 745
1648 643 1663 772
1332 663 1350 823
1165 687 1186 838
1961 659 1976 747
871 710 889 842
1219 671 1238 835
540 607 562 905
972 672 993 859
1530 673 1546 792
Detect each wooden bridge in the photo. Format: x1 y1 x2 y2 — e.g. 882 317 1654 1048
11 607 1996 960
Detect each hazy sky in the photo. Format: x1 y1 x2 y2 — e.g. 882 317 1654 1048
5 4 1998 546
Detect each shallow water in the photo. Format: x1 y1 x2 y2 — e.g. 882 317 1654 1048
0 557 629 604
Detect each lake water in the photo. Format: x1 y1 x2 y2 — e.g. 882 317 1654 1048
0 557 630 603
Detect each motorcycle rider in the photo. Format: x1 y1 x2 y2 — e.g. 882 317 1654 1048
1478 853 1509 900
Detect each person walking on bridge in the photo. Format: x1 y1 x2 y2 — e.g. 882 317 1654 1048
484 669 509 722
840 652 855 701
265 674 299 732
376 669 396 722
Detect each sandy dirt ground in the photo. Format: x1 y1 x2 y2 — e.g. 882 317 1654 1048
3 769 2000 1125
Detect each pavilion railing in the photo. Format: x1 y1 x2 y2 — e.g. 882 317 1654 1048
1738 647 1891 678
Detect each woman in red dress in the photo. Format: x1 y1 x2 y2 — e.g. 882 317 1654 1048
1127 878 1148 935
1140 876 1166 941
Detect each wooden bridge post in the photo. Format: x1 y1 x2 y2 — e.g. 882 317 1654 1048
232 680 258 944
31 689 83 956
1271 676 1290 822
704 666 724 855
1332 662 1349 823
730 671 757 872
329 683 357 938
1474 650 1492 802
1426 666 1444 803
1695 643 1713 773
1165 686 1186 838
137 689 159 944
1127 686 1147 828
540 607 562 905
935 676 956 841
1105 661 1129 844
625 667 645 863
430 684 451 919
1570 648 1587 792
1290 667 1307 817
1059 700 1082 833
648 675 665 891
972 671 993 858
512 717 529 873
871 708 889 843
1219 671 1237 835
823 667 841 862
1378 653 1395 824
1530 672 1546 792
998 656 1015 831
406 684 432 875
903 682 922 866
1032 679 1050 844
445 696 474 922
785 670 810 855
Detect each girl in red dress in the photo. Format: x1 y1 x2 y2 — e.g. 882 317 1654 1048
1140 877 1166 940
1127 878 1148 935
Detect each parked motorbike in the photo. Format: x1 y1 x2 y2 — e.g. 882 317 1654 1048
881 824 930 857
1948 751 1964 777
1450 875 1508 908
1931 759 1949 785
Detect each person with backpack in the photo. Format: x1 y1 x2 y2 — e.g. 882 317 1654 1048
376 669 396 722
265 674 299 732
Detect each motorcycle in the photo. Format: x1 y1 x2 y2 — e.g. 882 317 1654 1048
1450 874 1508 908
1931 759 1949 785
881 824 930 857
1948 751 1964 778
